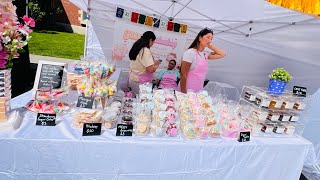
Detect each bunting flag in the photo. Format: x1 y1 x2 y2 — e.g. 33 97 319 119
173 23 181 32
138 14 146 24
167 21 174 31
116 8 188 33
123 9 131 20
180 24 188 33
159 20 167 29
131 12 139 23
116 7 124 18
153 18 160 28
145 16 153 26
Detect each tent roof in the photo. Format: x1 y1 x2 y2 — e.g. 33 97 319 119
70 0 320 65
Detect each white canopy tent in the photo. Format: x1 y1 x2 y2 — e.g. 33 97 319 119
71 0 320 94
69 0 320 178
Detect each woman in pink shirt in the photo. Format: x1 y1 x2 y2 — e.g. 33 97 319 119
179 28 226 93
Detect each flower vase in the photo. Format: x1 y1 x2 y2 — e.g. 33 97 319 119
0 69 11 122
268 79 287 95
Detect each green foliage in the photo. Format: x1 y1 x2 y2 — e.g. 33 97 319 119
268 68 292 82
27 0 46 22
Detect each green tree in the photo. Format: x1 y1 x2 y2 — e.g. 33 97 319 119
27 0 46 22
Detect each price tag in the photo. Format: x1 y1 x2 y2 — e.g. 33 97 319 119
293 86 307 97
82 123 102 136
37 63 64 89
76 96 94 109
36 113 56 126
116 124 133 136
238 131 250 142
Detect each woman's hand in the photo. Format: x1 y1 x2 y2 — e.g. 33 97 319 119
207 43 225 60
154 60 161 66
146 60 161 73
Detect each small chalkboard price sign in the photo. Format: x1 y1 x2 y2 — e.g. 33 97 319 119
238 131 251 142
36 113 56 126
76 96 94 109
82 123 102 136
116 124 133 136
33 61 66 96
293 86 307 97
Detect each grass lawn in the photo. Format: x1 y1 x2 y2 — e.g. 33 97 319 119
28 30 85 60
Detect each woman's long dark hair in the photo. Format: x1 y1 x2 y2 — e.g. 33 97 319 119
129 31 156 60
189 28 213 49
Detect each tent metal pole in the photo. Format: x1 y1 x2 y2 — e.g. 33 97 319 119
215 22 251 35
26 0 29 16
84 0 91 58
171 1 175 18
173 0 192 18
174 18 316 25
175 18 248 22
152 0 174 31
251 18 315 36
176 1 247 36
131 0 169 20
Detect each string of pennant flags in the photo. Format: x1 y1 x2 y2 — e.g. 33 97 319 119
116 7 188 34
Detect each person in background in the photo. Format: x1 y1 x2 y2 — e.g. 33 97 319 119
154 59 180 89
128 31 161 95
179 27 225 93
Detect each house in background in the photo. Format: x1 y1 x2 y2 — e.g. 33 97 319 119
54 0 87 34
15 0 86 34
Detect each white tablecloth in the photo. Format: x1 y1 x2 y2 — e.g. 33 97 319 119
0 91 313 180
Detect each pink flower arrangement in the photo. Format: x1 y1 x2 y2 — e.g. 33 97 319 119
0 0 35 69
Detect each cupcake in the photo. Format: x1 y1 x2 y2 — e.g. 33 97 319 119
151 124 163 136
183 124 197 138
166 124 178 137
104 121 116 129
194 118 206 128
209 124 221 137
167 115 176 124
136 123 149 135
199 128 209 139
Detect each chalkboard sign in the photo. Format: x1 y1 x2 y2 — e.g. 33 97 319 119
238 131 250 142
38 64 64 89
36 113 56 126
293 86 307 97
76 96 94 109
82 123 102 136
116 124 133 136
33 61 66 96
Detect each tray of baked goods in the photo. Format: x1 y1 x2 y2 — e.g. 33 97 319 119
237 85 310 137
240 86 309 113
238 98 305 137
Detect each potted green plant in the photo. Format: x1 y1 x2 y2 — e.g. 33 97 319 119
268 68 292 95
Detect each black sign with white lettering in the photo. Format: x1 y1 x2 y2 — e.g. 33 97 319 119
36 113 56 126
38 64 64 89
116 124 133 136
238 131 251 142
293 86 307 97
82 123 102 136
76 96 94 109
